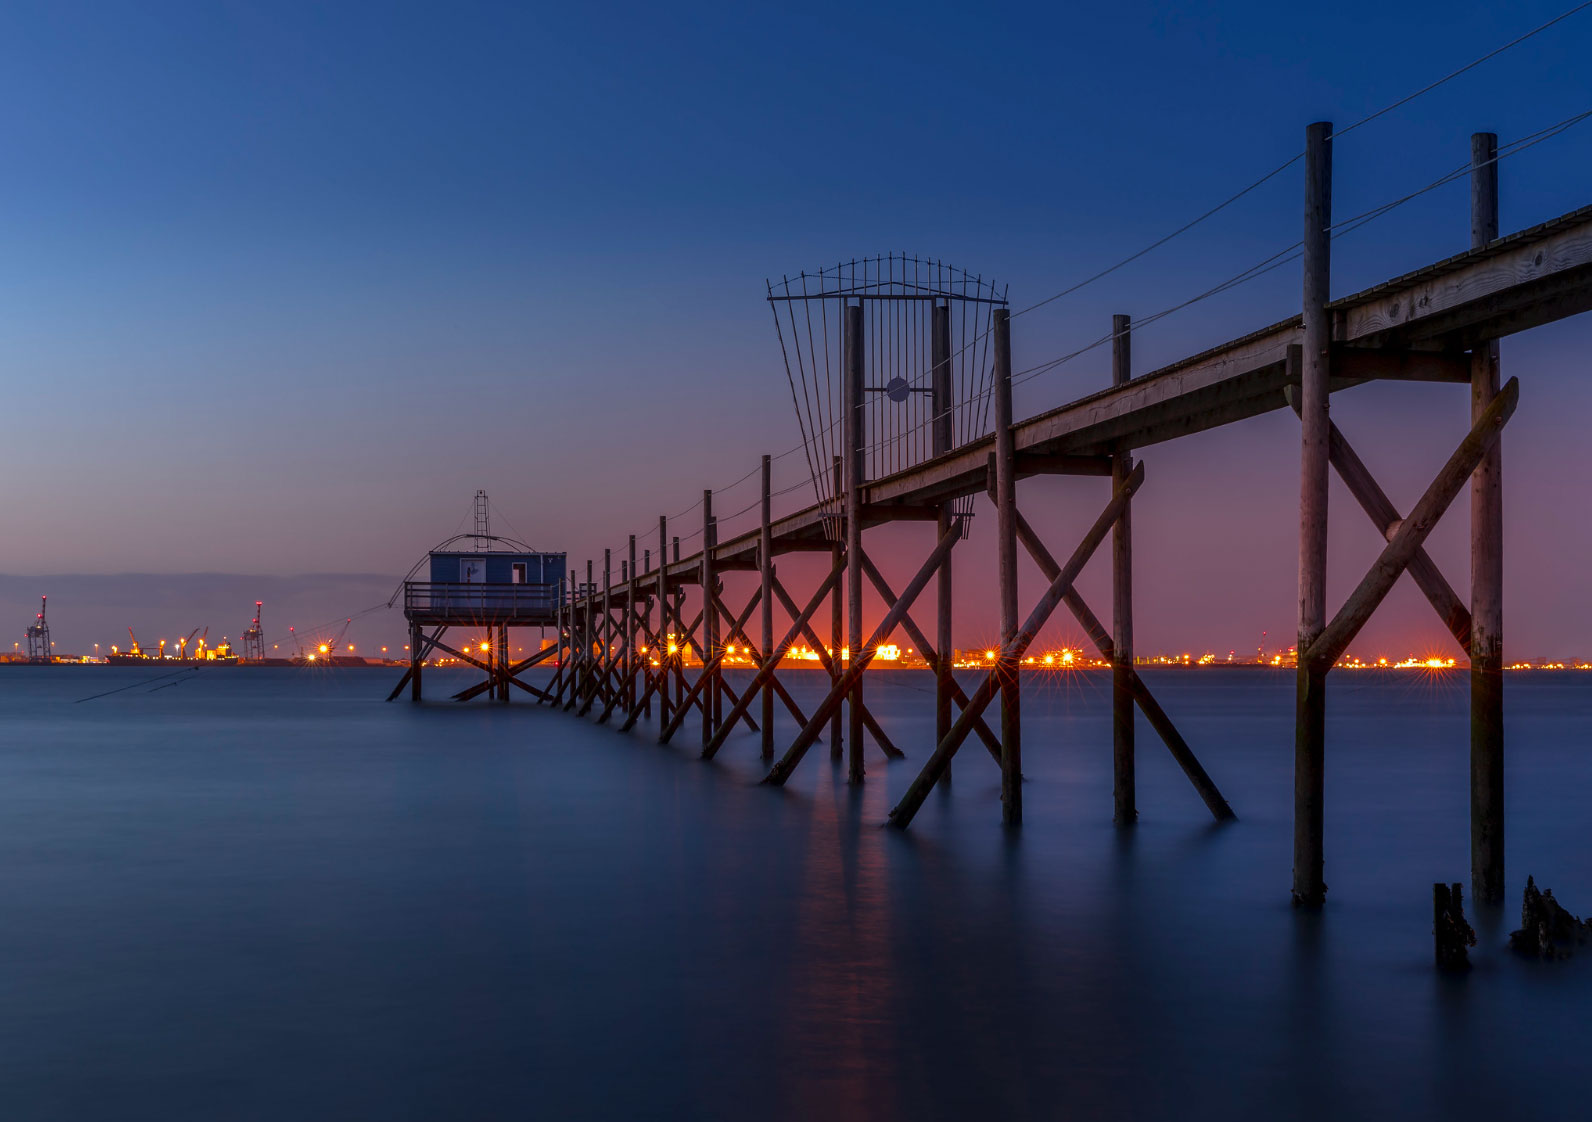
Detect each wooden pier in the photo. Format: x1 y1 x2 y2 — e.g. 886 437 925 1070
514 127 1590 906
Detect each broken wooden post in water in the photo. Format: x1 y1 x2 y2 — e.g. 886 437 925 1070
1433 882 1477 972
1509 877 1592 959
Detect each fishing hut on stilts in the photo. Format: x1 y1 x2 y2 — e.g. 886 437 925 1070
389 490 565 703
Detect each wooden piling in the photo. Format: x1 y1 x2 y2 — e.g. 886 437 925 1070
672 536 683 714
932 301 955 786
760 455 775 759
830 455 844 761
701 490 717 751
844 303 865 783
993 308 1021 824
1112 313 1136 825
1294 120 1333 908
585 562 595 703
643 547 653 720
627 537 638 713
1470 130 1505 906
409 621 422 702
498 625 509 702
658 518 671 730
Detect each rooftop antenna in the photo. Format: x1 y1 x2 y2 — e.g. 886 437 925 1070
25 596 49 664
474 489 490 550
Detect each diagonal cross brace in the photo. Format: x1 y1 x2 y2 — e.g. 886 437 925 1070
889 462 1144 827
714 596 818 730
766 569 905 762
701 560 844 759
1285 347 1471 654
1011 507 1234 822
1306 377 1518 673
659 655 727 744
451 642 562 703
859 552 1002 764
763 518 963 786
385 626 445 701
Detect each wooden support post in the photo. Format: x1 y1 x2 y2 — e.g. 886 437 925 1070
701 490 717 751
549 576 563 705
643 547 653 720
932 301 955 786
566 593 580 709
844 302 865 784
830 455 844 762
672 536 683 713
563 569 577 708
1112 312 1136 825
760 455 775 760
602 549 612 708
578 555 612 717
1470 130 1505 906
619 560 629 711
993 307 1021 824
1294 120 1332 908
658 518 671 731
627 536 638 714
409 621 422 701
889 463 1145 827
585 560 596 703
498 625 509 702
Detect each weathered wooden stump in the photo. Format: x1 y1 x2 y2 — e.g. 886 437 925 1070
1433 882 1476 971
1509 876 1592 959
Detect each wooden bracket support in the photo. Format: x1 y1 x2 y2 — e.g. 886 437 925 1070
1285 347 1473 654
1009 505 1234 821
1305 376 1518 673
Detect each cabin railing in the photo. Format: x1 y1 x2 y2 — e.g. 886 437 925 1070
402 581 561 623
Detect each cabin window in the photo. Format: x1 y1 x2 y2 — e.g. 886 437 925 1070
460 558 486 583
511 562 527 584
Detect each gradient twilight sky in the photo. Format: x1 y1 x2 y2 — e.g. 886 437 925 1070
2 0 1590 658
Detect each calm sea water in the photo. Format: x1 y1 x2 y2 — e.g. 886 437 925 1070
1 665 1588 1120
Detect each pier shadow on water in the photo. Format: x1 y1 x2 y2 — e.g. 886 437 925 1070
0 666 1587 1120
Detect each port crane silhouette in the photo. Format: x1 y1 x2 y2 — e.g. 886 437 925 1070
25 596 49 663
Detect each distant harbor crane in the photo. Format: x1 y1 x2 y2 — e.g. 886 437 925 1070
241 602 265 661
25 596 50 664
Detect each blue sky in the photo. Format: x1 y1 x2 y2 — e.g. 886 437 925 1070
1 1 1589 656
